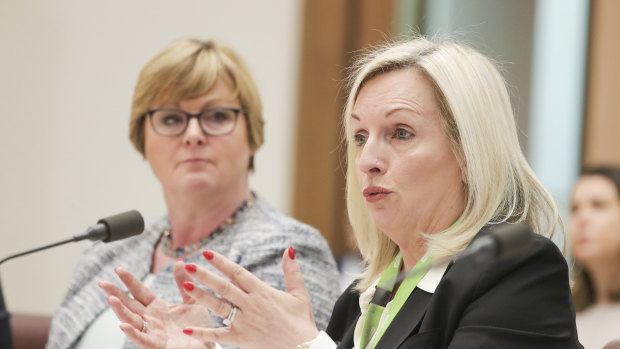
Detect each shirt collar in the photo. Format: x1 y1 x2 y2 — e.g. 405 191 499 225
417 260 449 293
360 257 449 312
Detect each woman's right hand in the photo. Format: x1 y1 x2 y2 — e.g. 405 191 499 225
181 247 320 349
99 261 215 349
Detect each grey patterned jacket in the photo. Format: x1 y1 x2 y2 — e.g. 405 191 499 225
46 194 340 349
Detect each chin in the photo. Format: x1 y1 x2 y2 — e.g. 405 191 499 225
178 175 215 191
371 215 397 233
574 251 600 265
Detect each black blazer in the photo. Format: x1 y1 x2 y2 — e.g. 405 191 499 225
326 228 583 348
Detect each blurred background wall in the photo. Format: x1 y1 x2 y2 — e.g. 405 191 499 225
1 0 618 316
0 0 303 314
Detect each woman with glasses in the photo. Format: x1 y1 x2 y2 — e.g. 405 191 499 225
45 38 340 349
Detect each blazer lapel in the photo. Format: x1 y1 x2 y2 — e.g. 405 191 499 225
374 288 433 348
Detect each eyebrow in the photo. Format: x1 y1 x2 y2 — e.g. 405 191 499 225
168 98 234 109
351 107 420 121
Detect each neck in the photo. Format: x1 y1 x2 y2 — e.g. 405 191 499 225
585 258 619 305
390 198 464 273
163 184 251 248
398 233 428 273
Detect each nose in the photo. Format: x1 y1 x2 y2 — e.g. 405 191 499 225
183 118 206 146
570 205 590 231
356 137 386 176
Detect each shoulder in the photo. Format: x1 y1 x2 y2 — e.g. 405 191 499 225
226 194 337 280
67 214 165 287
473 230 567 289
428 228 580 347
239 194 318 232
441 229 570 305
234 194 330 250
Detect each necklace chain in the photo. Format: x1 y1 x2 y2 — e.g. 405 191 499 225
161 193 255 258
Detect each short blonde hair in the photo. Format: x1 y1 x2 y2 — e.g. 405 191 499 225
344 37 561 291
129 38 264 169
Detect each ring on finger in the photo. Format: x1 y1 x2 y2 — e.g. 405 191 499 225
141 319 148 333
222 304 237 326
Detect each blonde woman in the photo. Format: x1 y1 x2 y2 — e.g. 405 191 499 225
105 37 582 348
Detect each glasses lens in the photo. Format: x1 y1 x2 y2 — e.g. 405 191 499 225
200 109 237 135
151 109 188 136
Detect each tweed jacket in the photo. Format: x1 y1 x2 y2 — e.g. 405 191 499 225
46 194 340 349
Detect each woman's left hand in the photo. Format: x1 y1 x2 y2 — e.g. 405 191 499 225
181 247 320 349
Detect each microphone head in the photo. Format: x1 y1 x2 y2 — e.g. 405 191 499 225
97 210 145 243
491 222 533 261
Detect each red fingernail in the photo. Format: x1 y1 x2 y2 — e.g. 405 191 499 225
177 258 183 262
120 325 125 332
288 246 295 260
185 264 197 273
183 282 194 291
203 250 214 260
183 328 193 335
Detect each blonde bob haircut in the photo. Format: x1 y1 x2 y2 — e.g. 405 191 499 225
344 37 562 291
129 38 264 170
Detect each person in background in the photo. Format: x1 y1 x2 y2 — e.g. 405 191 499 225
104 36 582 348
570 166 620 349
46 38 340 349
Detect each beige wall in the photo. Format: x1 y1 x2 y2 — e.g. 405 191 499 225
0 0 302 314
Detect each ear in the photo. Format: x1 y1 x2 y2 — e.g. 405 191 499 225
460 164 468 184
455 151 468 184
247 145 259 171
141 117 150 160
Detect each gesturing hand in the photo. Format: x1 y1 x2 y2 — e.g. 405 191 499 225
99 261 215 349
180 247 319 349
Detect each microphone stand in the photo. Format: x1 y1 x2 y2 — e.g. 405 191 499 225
1 274 13 349
0 209 143 349
0 236 82 266
0 234 100 349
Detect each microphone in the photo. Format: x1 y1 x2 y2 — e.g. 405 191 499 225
0 210 144 266
74 209 145 243
458 222 533 263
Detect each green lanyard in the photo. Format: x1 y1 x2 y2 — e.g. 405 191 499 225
359 252 432 349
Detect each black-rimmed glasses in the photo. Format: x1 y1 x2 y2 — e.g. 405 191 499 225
146 107 245 137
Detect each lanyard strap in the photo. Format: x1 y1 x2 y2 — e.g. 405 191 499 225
360 252 432 349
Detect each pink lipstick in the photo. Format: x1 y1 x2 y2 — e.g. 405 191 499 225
363 186 391 202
